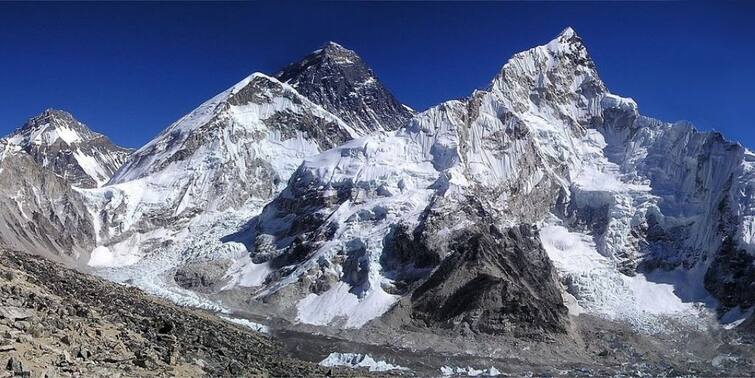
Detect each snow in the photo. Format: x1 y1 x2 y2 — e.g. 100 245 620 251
540 223 703 332
721 306 754 330
222 255 272 289
319 353 409 372
73 149 110 187
7 123 83 146
87 245 142 268
296 282 398 328
218 315 269 334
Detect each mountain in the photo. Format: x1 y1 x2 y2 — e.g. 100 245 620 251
244 27 755 334
276 42 414 133
4 109 131 188
79 72 366 268
0 109 130 261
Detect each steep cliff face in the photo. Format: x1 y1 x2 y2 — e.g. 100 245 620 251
276 42 413 133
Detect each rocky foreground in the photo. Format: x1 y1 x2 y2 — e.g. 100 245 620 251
0 249 340 377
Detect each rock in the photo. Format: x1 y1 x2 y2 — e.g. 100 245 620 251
77 347 90 360
6 355 27 375
409 224 569 338
173 260 231 293
0 307 33 321
56 350 72 366
0 344 14 352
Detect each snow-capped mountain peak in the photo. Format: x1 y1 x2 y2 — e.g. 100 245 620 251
275 41 413 133
9 109 92 146
3 109 131 188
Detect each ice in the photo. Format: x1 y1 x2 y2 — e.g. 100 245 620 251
319 352 409 372
440 365 501 376
218 315 269 334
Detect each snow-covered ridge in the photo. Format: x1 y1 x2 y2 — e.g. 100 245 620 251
76 71 383 269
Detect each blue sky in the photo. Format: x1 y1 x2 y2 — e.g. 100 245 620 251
0 2 753 148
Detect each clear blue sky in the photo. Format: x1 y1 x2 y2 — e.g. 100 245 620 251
1 2 753 148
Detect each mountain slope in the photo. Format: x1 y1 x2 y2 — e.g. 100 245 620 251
79 73 364 268
276 42 413 133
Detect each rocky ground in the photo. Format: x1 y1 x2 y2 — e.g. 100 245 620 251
0 248 351 377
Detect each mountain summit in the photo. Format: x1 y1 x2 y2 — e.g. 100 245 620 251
275 41 413 133
5 109 131 188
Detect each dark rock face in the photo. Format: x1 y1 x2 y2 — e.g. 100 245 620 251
410 224 568 338
276 42 413 133
704 237 755 312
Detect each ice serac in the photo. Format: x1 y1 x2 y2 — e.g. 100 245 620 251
5 109 132 188
276 41 414 133
245 27 754 333
82 73 361 267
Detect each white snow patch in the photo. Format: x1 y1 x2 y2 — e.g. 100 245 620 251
296 282 397 328
218 315 269 334
721 306 754 330
222 254 273 289
87 246 139 267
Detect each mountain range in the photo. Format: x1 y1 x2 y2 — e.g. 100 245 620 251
0 28 753 375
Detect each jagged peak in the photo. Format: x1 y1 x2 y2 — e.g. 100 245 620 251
490 26 600 98
545 26 588 54
6 108 95 146
25 108 77 127
275 41 366 83
558 26 577 39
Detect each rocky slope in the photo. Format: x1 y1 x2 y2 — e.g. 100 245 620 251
0 248 336 377
276 42 414 133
